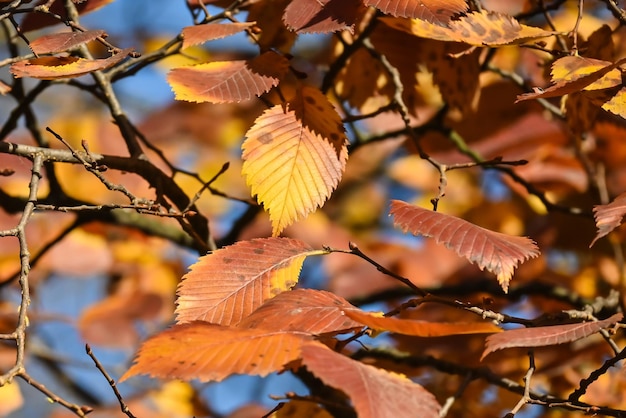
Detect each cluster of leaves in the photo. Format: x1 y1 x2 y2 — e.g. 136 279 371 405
3 0 626 417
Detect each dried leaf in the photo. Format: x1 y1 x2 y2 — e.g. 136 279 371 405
590 192 626 247
176 238 325 325
167 51 289 103
121 322 312 382
238 289 363 334
481 313 623 360
242 87 348 236
20 0 114 32
283 0 363 33
29 29 106 55
181 22 256 49
10 48 132 79
551 56 622 91
381 11 554 46
302 344 441 418
364 0 466 23
345 309 502 336
390 200 540 292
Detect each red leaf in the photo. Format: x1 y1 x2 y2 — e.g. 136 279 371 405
364 0 467 23
283 0 363 33
481 313 623 360
591 192 626 247
20 0 114 32
176 238 325 325
302 344 441 418
390 200 540 293
181 22 256 49
29 30 106 55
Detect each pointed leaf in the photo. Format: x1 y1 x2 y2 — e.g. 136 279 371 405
364 0 466 23
29 29 106 55
390 200 540 293
302 344 441 418
121 322 312 382
176 238 325 325
481 313 623 360
181 22 256 49
601 87 626 119
10 48 132 79
344 309 502 337
238 289 363 334
550 56 622 91
590 192 626 247
242 88 348 235
167 51 289 103
283 0 362 33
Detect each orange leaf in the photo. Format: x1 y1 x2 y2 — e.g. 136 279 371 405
382 11 554 46
29 29 106 55
364 0 466 23
167 51 289 103
10 48 133 80
181 22 256 49
390 200 540 293
283 0 363 33
176 238 325 325
302 344 441 418
238 289 363 334
550 56 623 91
121 322 312 382
590 192 626 247
481 313 623 360
344 309 502 336
242 87 348 235
601 87 626 119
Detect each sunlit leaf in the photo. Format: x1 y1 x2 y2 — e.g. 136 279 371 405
344 309 502 336
29 29 105 55
550 56 622 91
10 48 132 79
167 51 289 103
481 313 623 360
590 192 626 247
238 289 363 334
302 344 441 418
601 87 626 119
176 238 326 325
283 0 363 33
122 322 313 382
181 22 256 49
242 87 348 236
390 200 540 292
364 0 466 23
381 11 554 46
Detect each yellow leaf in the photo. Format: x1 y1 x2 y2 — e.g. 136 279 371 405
0 382 22 416
551 56 622 91
242 87 348 236
602 87 626 119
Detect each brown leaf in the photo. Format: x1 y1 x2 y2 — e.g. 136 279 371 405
390 200 540 292
181 22 256 49
590 192 626 247
302 344 441 418
481 313 623 360
283 0 363 33
364 0 466 23
176 237 324 325
20 0 114 32
344 310 502 336
29 30 106 55
121 322 313 382
10 48 132 79
167 51 289 103
238 289 362 334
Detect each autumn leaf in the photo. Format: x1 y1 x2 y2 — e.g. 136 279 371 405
121 322 313 382
481 313 623 360
381 11 554 46
242 86 348 236
167 51 290 103
283 0 363 33
270 400 333 418
590 192 626 247
29 29 106 55
181 22 256 49
302 344 441 418
551 56 623 91
238 289 363 334
10 48 133 79
390 200 540 292
20 0 114 32
176 238 326 325
344 309 502 337
601 87 626 119
364 0 467 23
